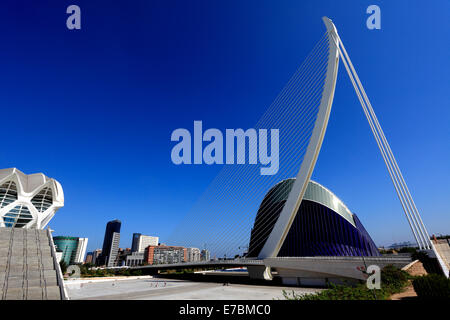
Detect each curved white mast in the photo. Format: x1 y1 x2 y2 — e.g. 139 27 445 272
258 17 340 259
258 16 448 278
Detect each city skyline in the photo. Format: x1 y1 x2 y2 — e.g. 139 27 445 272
79 218 211 266
1 1 449 253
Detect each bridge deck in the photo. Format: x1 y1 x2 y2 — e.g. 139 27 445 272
131 255 412 272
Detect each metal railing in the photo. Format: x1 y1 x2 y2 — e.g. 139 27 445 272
47 228 68 300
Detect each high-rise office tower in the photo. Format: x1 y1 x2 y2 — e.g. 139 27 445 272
85 252 94 264
91 249 102 265
131 233 141 252
107 232 120 267
201 249 210 262
98 219 121 266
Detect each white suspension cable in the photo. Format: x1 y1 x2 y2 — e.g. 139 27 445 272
171 36 331 255
336 36 431 249
168 35 330 251
335 41 425 249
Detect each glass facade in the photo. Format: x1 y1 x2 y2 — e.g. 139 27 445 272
0 181 18 209
0 168 64 229
303 180 354 226
131 233 141 252
247 179 380 257
3 205 33 228
278 200 379 257
54 236 79 265
0 182 53 228
247 179 295 257
31 187 53 213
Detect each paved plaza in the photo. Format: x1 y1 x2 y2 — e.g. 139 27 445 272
65 277 321 300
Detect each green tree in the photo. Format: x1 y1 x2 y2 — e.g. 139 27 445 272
413 274 450 299
282 265 410 300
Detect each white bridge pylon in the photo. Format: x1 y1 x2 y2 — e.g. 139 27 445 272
258 17 448 278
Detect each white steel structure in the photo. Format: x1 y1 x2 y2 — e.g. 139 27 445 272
0 168 64 229
257 17 448 278
165 16 446 280
258 17 340 260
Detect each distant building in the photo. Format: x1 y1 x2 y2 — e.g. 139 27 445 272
98 219 121 267
91 249 102 265
85 252 94 264
131 233 141 252
116 248 132 266
75 238 88 263
201 249 210 261
125 252 145 266
144 245 187 265
106 232 120 267
132 234 159 253
53 236 88 265
187 247 201 262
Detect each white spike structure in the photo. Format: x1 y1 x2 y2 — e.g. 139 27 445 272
0 168 64 229
257 18 340 262
257 17 448 278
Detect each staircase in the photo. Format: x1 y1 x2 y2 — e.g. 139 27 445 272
0 228 66 300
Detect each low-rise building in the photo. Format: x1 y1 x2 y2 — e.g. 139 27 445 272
116 248 132 266
125 252 145 266
187 247 201 262
144 245 187 265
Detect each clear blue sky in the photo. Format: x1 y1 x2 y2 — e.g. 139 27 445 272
1 1 448 252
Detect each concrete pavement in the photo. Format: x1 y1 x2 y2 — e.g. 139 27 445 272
65 277 321 300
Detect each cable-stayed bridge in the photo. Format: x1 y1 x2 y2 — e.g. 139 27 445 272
132 256 412 285
160 17 448 281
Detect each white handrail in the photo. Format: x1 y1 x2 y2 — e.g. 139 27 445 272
47 228 69 300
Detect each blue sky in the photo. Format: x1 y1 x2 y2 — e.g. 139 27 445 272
1 1 449 252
